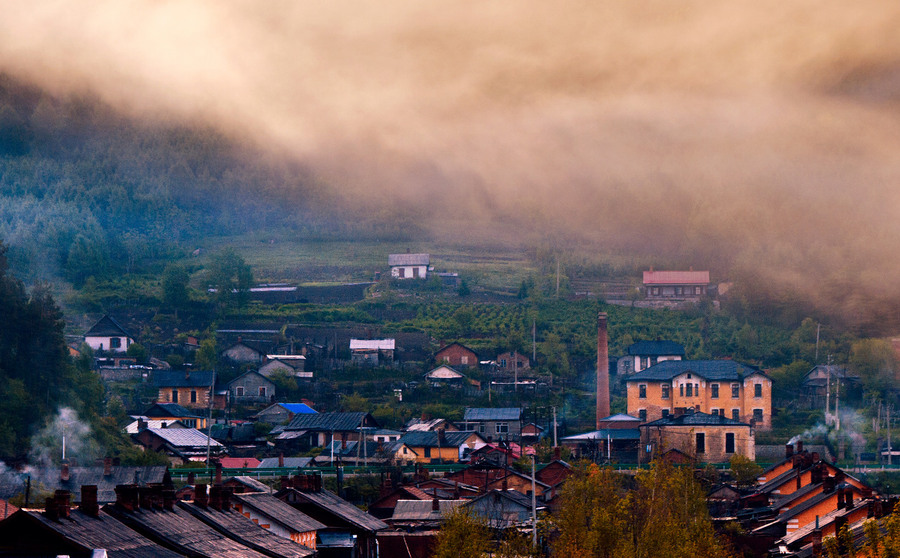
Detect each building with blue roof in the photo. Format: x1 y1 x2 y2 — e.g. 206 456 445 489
618 339 686 374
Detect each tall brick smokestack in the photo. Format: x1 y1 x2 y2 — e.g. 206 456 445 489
597 312 610 429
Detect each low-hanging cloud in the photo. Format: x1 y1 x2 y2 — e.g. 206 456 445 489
3 1 900 328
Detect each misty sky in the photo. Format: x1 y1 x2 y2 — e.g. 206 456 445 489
2 1 900 316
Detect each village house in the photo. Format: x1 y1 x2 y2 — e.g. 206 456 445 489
276 474 389 558
227 370 276 405
274 411 380 452
461 407 523 442
495 351 530 374
424 364 466 387
260 355 310 378
349 338 395 366
398 430 487 463
626 359 773 429
800 364 861 409
618 339 685 375
220 339 267 364
466 489 547 529
388 253 430 279
254 402 317 425
153 370 215 410
643 269 711 300
405 417 459 432
131 427 225 464
231 491 325 550
141 402 207 429
434 342 479 368
83 314 134 353
639 410 754 463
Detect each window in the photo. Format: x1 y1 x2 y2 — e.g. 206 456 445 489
661 384 670 399
172 390 178 403
442 356 450 363
424 447 431 458
753 409 764 424
732 409 740 421
500 359 507 368
686 384 693 397
190 390 197 403
754 384 763 398
680 384 684 397
639 384 647 398
695 433 705 454
711 408 719 416
695 286 702 295
398 268 405 278
725 433 736 454
461 356 468 365
413 267 420 278
639 409 647 421
496 422 509 434
661 409 670 418
236 386 245 397
110 337 121 349
259 386 267 397
732 384 740 398
479 424 486 434
711 384 719 398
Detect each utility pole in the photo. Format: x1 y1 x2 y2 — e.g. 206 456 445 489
532 319 536 363
531 455 538 548
815 322 821 364
552 406 558 447
889 405 893 466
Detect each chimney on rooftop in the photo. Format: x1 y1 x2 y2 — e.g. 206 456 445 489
596 312 610 429
44 496 59 520
797 440 804 453
209 486 222 511
163 488 176 511
432 498 440 512
785 444 794 459
104 457 113 477
195 483 208 508
60 461 70 482
80 485 99 517
214 460 223 486
278 453 284 468
115 484 139 511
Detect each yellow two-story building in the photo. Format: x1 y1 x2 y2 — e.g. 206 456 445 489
626 360 773 429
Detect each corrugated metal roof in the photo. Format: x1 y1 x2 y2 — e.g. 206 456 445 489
388 253 430 266
281 488 389 532
627 340 686 356
144 403 202 418
391 499 466 521
464 407 522 421
19 508 182 557
147 428 223 447
399 430 482 448
257 457 314 469
561 429 641 441
349 339 395 350
278 403 317 414
284 411 378 432
425 365 464 380
627 359 763 382
180 501 316 557
643 270 710 285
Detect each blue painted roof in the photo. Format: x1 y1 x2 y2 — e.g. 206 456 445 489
278 403 317 414
627 360 764 382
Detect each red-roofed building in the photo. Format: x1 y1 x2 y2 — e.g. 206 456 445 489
643 269 711 301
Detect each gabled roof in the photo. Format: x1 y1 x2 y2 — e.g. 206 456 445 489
641 411 749 428
278 403 317 414
227 370 275 388
435 342 478 355
425 365 465 380
599 413 642 423
140 428 223 448
627 360 765 382
278 487 389 532
284 411 378 432
627 340 686 357
405 418 456 432
349 339 395 351
1 508 182 558
561 429 641 441
180 501 316 557
106 501 272 558
144 402 202 418
152 370 215 388
225 475 270 493
399 430 484 448
85 315 132 338
257 457 315 469
232 492 326 533
391 499 466 522
388 253 430 266
464 407 522 421
643 270 710 285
